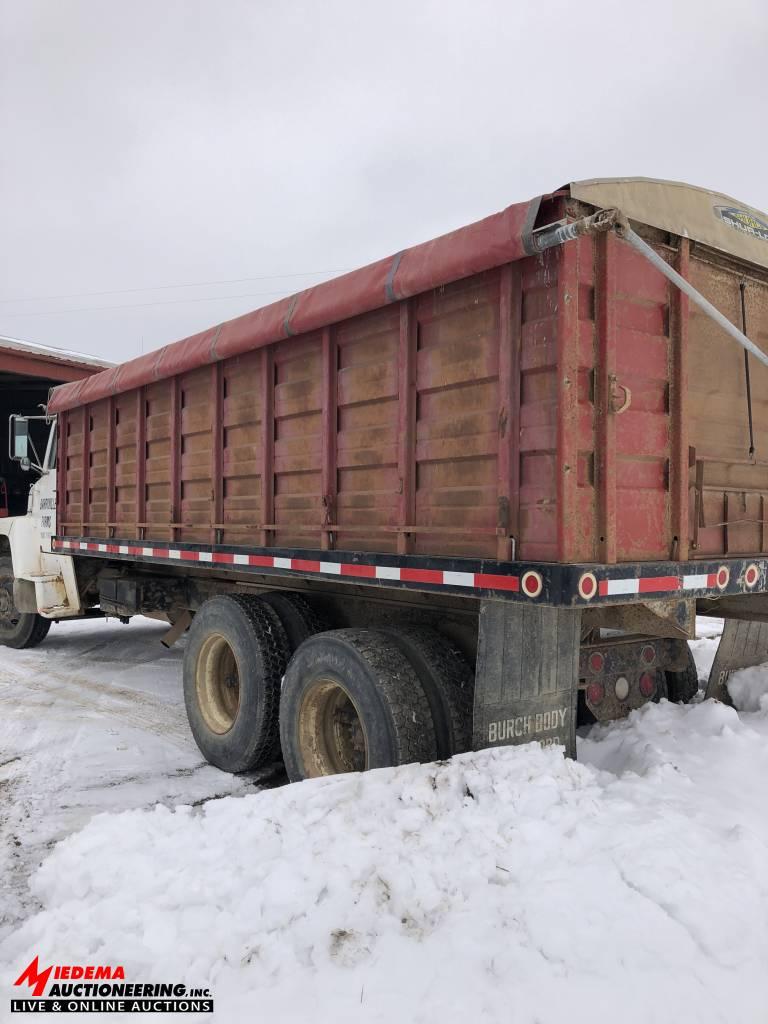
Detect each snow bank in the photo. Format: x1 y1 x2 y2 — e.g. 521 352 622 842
3 695 768 1024
728 663 768 712
688 616 723 683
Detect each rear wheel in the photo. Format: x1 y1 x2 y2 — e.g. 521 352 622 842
381 626 473 758
0 568 51 649
259 591 326 762
183 595 289 772
664 646 700 704
279 628 438 781
260 591 325 652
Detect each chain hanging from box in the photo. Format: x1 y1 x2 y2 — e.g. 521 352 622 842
740 281 756 461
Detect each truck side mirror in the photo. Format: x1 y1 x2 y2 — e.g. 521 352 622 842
9 415 30 467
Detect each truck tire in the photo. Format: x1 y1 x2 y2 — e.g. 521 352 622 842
664 646 700 704
258 592 325 764
183 595 289 773
381 626 473 758
279 628 438 781
0 569 51 649
260 591 325 652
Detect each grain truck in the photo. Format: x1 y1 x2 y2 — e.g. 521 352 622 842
4 178 768 781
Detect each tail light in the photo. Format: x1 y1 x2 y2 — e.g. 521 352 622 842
588 652 605 674
586 682 605 704
641 644 656 664
639 672 656 698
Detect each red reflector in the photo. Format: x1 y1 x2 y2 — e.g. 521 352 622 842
588 652 605 674
521 570 543 597
586 682 605 705
641 644 656 664
639 672 656 698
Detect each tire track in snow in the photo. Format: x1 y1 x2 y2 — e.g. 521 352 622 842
0 663 190 746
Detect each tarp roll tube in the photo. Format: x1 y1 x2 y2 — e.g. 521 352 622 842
616 220 768 371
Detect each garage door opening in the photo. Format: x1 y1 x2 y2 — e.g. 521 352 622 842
0 371 59 515
0 336 111 517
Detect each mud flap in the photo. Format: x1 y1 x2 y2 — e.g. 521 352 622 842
705 618 768 704
473 602 580 758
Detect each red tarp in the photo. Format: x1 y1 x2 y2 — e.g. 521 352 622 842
48 196 540 413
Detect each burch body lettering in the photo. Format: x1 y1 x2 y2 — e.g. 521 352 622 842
487 707 567 743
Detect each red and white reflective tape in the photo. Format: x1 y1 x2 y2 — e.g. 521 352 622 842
591 566 729 599
52 538 765 601
52 539 524 594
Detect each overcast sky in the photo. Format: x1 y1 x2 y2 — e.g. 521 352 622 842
1 0 766 363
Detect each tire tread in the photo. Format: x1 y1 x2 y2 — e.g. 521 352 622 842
665 646 700 704
0 567 51 649
342 628 438 767
280 627 438 780
382 625 474 757
184 594 289 772
260 591 325 651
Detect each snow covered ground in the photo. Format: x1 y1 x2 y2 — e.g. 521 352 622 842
1 615 768 1023
0 619 278 942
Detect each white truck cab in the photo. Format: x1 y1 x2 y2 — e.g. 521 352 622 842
0 415 81 648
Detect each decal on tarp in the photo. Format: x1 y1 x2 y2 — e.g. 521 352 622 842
714 205 768 242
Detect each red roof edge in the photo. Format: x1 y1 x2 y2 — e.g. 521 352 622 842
48 195 541 414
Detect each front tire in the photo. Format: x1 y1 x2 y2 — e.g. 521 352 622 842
279 629 438 782
0 569 51 649
183 595 289 772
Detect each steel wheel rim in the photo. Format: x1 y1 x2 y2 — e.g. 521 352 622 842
298 677 368 777
195 633 240 734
